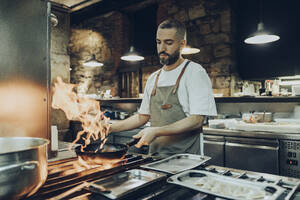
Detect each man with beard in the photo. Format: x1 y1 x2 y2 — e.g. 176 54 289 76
109 19 217 157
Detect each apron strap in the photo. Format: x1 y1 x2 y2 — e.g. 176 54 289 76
151 69 162 96
172 60 191 94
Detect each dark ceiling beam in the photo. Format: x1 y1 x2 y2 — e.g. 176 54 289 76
70 0 93 9
50 1 71 13
70 0 146 25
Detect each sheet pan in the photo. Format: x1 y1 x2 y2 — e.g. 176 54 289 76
167 170 285 200
141 154 211 174
86 169 166 199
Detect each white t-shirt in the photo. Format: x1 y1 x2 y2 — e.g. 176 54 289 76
138 59 217 117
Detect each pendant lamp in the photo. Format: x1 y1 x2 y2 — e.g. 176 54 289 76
182 46 200 55
182 8 201 54
121 46 144 62
83 54 103 67
50 13 58 27
244 0 280 44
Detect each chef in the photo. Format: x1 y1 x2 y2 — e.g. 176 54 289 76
109 19 217 157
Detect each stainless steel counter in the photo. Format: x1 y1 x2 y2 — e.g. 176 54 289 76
204 127 300 140
98 96 300 103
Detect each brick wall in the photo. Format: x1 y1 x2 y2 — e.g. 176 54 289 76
155 0 238 96
69 0 256 98
69 11 130 97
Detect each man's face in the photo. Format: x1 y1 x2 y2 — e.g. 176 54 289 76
156 28 184 66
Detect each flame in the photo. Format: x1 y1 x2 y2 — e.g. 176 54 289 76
61 156 125 176
77 155 123 169
52 77 110 151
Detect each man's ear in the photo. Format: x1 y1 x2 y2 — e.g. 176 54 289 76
180 39 186 50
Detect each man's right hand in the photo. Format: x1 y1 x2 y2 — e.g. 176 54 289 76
132 127 159 148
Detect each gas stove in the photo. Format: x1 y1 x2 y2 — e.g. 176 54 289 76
26 154 300 200
26 154 153 200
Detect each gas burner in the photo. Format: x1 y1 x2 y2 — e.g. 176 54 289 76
27 154 153 200
253 175 277 184
239 173 260 181
239 173 248 179
207 168 218 173
222 170 242 178
277 179 295 189
257 176 266 182
223 171 232 176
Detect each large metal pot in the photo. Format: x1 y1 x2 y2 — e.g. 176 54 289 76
0 137 49 200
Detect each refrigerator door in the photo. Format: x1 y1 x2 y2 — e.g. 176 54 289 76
204 135 225 166
225 137 279 174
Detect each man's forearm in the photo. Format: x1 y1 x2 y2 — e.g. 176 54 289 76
156 115 204 136
110 113 150 133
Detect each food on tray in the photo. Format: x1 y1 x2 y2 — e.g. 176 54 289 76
195 177 265 200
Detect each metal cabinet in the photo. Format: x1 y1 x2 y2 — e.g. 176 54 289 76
225 137 279 174
203 135 225 166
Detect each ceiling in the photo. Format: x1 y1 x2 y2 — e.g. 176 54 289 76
50 0 153 24
50 0 102 12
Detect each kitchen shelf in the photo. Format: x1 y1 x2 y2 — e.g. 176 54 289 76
97 98 142 103
97 96 300 104
215 96 300 103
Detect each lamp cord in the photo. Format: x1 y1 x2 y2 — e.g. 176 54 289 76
259 0 263 23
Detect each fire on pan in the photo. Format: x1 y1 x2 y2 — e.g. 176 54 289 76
75 138 140 160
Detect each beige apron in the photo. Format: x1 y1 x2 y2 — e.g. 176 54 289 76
149 61 203 158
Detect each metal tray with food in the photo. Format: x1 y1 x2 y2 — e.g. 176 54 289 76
167 170 285 200
86 169 166 199
140 154 211 174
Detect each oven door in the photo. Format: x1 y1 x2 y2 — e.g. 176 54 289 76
204 135 225 166
225 137 279 174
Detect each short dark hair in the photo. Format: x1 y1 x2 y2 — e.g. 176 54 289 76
158 19 186 40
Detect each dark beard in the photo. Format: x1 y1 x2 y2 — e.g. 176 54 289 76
159 50 180 66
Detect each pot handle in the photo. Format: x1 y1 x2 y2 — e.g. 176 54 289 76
0 161 39 173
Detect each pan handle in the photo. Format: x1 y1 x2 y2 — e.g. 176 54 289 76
126 138 141 147
0 161 38 173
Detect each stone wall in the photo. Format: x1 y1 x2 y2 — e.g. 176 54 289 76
69 12 130 97
155 0 238 96
50 10 71 131
69 0 258 98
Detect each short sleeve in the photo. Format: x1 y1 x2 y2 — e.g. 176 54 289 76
185 67 217 116
138 74 154 115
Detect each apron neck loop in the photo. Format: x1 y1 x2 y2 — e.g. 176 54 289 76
151 69 162 96
172 60 191 94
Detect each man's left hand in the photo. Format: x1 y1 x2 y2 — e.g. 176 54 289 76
132 127 159 148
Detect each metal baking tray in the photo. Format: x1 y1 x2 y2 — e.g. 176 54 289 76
167 170 285 200
140 154 211 174
86 169 166 199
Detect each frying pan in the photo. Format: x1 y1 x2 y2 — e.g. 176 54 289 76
75 138 140 159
